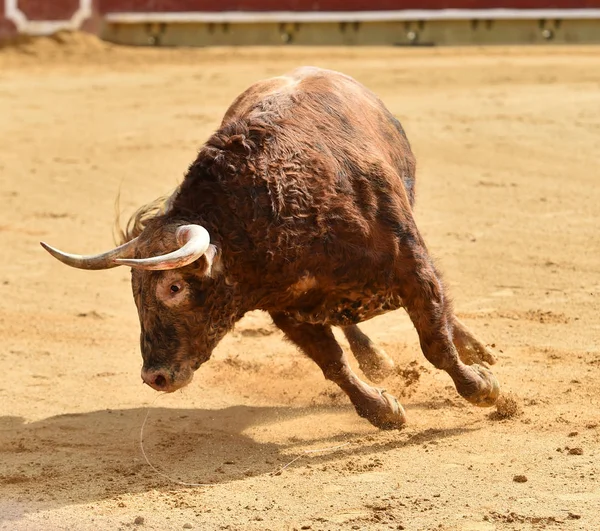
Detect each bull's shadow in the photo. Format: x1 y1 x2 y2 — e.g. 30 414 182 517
0 403 476 522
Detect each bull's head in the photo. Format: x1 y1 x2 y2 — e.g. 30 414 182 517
41 222 233 393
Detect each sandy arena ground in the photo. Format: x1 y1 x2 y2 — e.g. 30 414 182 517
0 34 599 530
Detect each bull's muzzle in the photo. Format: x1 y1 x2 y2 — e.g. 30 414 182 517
141 366 193 393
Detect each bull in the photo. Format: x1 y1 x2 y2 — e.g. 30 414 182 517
41 67 499 429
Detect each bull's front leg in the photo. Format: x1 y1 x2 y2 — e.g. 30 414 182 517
271 312 407 430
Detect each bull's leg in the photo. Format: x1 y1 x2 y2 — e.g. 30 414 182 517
271 312 406 430
396 229 500 407
452 317 497 366
342 325 395 383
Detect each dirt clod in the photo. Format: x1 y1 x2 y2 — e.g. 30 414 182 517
513 475 528 483
134 516 145 525
490 393 521 420
568 447 583 455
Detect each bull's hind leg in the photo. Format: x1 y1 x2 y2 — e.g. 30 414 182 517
452 317 497 366
271 313 406 430
396 229 500 407
342 325 395 383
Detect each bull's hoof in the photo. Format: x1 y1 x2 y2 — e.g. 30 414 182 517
459 364 500 407
356 390 407 430
359 347 396 383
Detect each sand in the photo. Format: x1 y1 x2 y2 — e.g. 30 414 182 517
0 34 599 530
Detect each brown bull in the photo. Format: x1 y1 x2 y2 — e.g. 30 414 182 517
42 67 499 429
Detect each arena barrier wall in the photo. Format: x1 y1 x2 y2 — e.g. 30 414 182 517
1 1 600 45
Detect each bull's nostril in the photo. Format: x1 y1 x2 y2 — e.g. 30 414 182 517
154 374 167 388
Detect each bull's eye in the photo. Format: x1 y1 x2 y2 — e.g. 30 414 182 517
157 276 186 306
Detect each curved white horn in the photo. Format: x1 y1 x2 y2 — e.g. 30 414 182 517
113 225 211 270
40 237 139 270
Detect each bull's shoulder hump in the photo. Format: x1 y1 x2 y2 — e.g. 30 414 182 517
223 67 363 122
289 67 382 110
222 76 299 122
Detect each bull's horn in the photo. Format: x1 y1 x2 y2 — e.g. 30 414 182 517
40 237 139 270
113 224 211 270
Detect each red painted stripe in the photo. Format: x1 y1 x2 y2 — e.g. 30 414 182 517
98 0 600 13
0 0 17 39
16 0 81 21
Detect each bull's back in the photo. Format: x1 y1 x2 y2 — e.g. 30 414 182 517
224 68 383 132
222 67 415 206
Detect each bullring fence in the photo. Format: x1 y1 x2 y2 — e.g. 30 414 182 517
1 1 600 45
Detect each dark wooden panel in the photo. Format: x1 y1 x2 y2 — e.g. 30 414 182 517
98 0 600 13
17 0 81 21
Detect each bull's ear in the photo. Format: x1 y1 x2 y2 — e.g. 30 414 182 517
194 244 220 277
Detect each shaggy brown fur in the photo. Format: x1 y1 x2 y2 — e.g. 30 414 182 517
126 67 499 429
117 190 178 244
